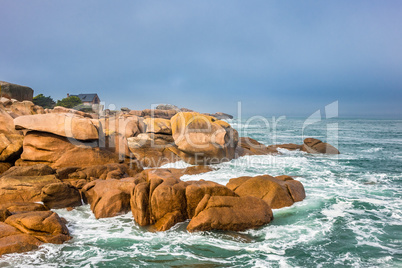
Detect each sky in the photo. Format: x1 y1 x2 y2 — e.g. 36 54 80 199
1 0 402 118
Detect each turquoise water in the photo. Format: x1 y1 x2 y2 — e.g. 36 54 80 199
1 118 401 267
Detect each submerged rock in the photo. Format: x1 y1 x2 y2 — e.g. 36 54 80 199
301 138 340 154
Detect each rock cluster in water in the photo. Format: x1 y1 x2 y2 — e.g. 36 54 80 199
0 98 339 256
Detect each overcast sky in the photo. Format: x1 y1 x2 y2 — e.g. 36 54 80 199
1 1 401 118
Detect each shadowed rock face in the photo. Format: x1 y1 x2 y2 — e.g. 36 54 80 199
41 182 82 209
0 81 34 102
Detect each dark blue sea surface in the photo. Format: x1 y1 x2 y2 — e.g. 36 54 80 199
1 118 401 267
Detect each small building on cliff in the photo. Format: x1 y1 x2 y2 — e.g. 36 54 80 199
68 93 100 106
0 81 34 101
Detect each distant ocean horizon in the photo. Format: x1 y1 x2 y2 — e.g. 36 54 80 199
1 118 401 267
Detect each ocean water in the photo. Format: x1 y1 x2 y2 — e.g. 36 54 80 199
1 118 402 267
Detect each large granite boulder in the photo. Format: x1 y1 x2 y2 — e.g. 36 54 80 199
83 177 143 219
185 180 237 219
0 222 41 256
0 106 23 161
1 164 55 177
301 138 340 154
130 167 214 231
17 131 119 168
144 118 172 134
5 211 71 244
99 115 143 158
0 81 33 102
187 195 273 232
170 112 239 165
131 169 188 231
0 174 60 203
127 133 180 167
226 175 306 209
9 101 44 116
14 113 100 140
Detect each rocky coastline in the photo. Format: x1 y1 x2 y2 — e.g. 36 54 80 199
0 97 339 256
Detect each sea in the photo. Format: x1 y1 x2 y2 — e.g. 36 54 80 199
1 118 401 267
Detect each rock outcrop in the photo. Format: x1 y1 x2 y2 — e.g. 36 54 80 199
0 81 34 102
301 138 340 154
14 113 100 140
83 177 143 219
0 222 41 256
0 106 24 162
127 133 180 167
5 211 71 244
130 167 216 231
203 112 233 120
237 137 270 156
227 175 306 209
144 118 172 134
17 131 119 168
0 200 71 256
170 112 239 165
185 180 237 219
0 174 60 203
41 182 82 209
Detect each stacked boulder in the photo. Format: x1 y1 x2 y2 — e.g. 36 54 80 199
14 113 119 168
